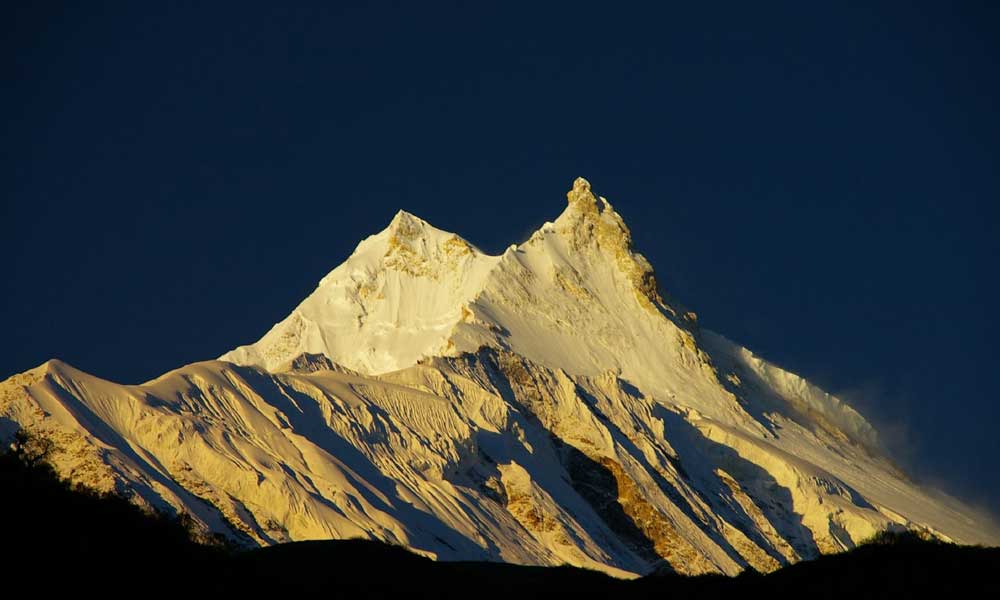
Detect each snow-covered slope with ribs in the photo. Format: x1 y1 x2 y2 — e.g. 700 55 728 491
2 178 995 577
222 209 499 374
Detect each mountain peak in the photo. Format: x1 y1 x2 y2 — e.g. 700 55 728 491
390 208 425 223
553 177 632 249
387 209 430 237
382 209 483 265
546 178 665 312
568 176 594 204
565 176 607 217
556 177 624 230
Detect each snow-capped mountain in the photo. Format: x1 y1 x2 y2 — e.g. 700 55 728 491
2 178 995 576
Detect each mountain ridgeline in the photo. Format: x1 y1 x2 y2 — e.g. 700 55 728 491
2 178 996 578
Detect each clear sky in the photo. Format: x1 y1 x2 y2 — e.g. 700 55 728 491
3 2 998 514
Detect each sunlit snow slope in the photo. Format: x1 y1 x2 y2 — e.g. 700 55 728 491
3 178 995 577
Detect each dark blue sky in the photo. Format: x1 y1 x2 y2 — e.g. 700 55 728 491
3 3 998 513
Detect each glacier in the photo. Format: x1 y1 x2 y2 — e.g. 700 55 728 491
2 177 995 577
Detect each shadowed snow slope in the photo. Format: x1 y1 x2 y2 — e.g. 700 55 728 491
3 178 996 577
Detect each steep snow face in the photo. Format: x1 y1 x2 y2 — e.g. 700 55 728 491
4 177 998 578
451 178 755 429
222 211 500 374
